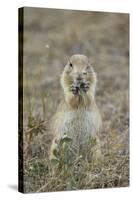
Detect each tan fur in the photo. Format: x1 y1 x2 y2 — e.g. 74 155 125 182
50 54 102 158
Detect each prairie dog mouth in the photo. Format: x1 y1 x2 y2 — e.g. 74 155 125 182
70 81 90 95
77 82 85 88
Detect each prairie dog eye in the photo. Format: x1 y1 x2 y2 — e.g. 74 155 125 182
83 71 87 75
69 62 73 68
65 62 73 73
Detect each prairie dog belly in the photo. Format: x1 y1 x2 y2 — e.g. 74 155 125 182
59 108 101 147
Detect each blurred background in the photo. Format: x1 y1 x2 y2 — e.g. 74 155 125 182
23 7 129 125
22 7 129 192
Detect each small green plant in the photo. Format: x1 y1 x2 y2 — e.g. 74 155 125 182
51 134 73 168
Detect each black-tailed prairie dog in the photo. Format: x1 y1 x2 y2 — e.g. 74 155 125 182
50 54 102 158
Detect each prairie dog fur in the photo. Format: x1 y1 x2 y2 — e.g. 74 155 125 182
50 54 102 158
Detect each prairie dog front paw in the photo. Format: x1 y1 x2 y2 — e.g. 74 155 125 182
70 83 80 95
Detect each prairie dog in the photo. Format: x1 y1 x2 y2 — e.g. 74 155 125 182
50 54 102 158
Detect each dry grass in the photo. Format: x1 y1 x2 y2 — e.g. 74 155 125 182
21 7 129 193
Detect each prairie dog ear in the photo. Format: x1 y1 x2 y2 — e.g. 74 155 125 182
86 63 94 72
87 57 96 71
88 57 96 67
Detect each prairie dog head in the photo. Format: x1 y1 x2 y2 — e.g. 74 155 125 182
61 54 97 98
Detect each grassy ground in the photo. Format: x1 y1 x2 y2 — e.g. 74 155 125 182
22 7 129 193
